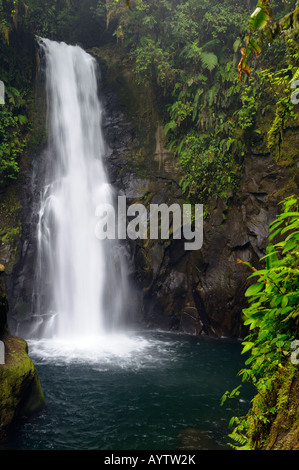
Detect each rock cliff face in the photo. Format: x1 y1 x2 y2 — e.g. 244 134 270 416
94 45 299 338
4 44 299 340
0 40 297 448
0 97 47 437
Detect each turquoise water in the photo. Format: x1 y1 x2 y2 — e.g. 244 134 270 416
3 331 252 450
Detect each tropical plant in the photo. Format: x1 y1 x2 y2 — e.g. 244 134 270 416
100 0 297 204
238 0 299 82
221 195 299 449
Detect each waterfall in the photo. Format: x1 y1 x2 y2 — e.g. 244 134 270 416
31 38 129 340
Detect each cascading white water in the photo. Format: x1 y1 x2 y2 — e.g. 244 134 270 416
31 38 129 341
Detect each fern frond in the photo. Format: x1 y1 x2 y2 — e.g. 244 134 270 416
200 51 218 71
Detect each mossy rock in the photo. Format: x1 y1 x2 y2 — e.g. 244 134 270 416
0 335 45 440
264 367 299 450
246 364 299 450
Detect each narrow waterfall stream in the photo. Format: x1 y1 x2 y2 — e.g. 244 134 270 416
31 38 129 341
5 39 253 451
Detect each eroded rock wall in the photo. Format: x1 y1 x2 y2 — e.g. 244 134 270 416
5 44 299 340
95 45 299 338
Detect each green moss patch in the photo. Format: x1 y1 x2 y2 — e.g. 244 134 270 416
0 335 45 440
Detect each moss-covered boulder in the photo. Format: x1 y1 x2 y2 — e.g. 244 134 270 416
264 368 299 450
245 364 299 450
0 335 45 440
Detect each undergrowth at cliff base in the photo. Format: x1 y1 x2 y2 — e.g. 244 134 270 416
221 195 299 450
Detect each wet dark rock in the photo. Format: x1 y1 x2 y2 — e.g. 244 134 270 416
4 52 299 340
0 335 45 441
96 64 299 339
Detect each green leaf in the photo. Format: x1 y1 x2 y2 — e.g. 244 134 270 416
241 342 255 354
281 221 299 234
248 38 262 56
281 296 289 308
18 115 27 124
269 218 284 230
251 10 269 30
282 237 298 253
268 227 281 241
274 212 299 219
228 416 236 427
265 244 279 270
164 121 176 135
177 138 185 155
245 282 264 297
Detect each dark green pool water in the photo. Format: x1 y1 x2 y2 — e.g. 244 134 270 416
3 330 252 450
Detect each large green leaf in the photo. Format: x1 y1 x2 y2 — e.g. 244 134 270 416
250 10 269 30
245 282 264 297
241 342 255 354
265 243 279 270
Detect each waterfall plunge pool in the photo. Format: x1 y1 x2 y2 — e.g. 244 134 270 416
5 40 253 452
3 330 253 451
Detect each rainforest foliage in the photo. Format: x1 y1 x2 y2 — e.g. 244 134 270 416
0 0 105 185
1 0 298 192
221 194 299 449
97 0 299 203
0 0 298 450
